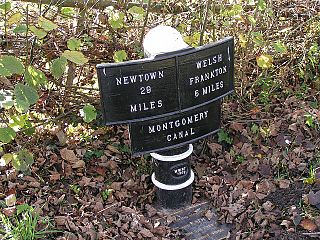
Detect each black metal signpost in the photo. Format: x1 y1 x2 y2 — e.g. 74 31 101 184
97 26 234 212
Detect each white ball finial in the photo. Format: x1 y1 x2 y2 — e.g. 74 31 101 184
143 25 190 58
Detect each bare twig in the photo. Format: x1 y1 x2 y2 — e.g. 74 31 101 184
139 0 152 47
199 0 211 46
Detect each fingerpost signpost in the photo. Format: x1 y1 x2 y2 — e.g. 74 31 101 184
97 26 234 211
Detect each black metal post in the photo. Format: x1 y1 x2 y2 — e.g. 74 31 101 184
143 26 194 209
151 144 194 208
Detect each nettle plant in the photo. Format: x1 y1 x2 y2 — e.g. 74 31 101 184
0 2 96 172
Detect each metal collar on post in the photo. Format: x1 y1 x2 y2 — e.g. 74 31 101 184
150 144 193 162
151 171 195 191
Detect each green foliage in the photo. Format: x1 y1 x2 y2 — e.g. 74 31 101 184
70 184 81 195
51 56 67 79
251 124 259 134
0 55 24 77
256 54 273 69
304 165 316 185
305 114 318 129
0 153 13 166
12 149 34 173
29 26 47 39
0 149 34 173
128 6 145 20
252 32 265 46
0 91 14 108
24 66 48 89
84 149 104 161
13 24 27 34
217 129 233 145
0 2 11 11
0 127 16 143
109 11 125 29
60 7 75 17
81 104 97 123
62 50 88 65
38 17 58 31
14 83 39 113
273 41 287 53
113 50 127 63
101 189 113 201
257 0 267 11
0 204 57 240
67 37 81 51
7 12 22 26
9 114 29 131
236 155 245 163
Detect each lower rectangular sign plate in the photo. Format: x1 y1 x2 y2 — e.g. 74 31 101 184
129 101 221 155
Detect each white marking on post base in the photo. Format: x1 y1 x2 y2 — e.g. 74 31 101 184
150 144 193 162
228 47 231 61
152 170 195 191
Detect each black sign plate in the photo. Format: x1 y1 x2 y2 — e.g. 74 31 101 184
97 37 233 125
129 100 221 155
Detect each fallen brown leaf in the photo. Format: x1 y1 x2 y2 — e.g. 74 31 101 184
207 142 222 155
60 148 78 162
307 190 320 206
55 216 67 225
300 218 317 232
139 228 154 238
72 160 85 168
56 130 67 146
107 145 120 154
278 179 290 189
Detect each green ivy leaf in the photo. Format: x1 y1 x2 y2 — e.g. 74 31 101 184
0 127 16 143
113 50 127 63
24 66 48 89
12 149 34 172
67 37 81 51
38 16 58 31
14 83 39 113
273 41 287 53
81 104 97 123
0 55 24 77
29 25 47 39
13 24 27 34
257 54 273 69
51 57 67 79
217 129 233 145
8 12 22 26
62 50 88 65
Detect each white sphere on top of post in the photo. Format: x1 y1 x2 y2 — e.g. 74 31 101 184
143 25 190 58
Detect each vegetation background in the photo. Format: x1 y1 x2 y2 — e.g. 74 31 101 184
0 0 319 239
